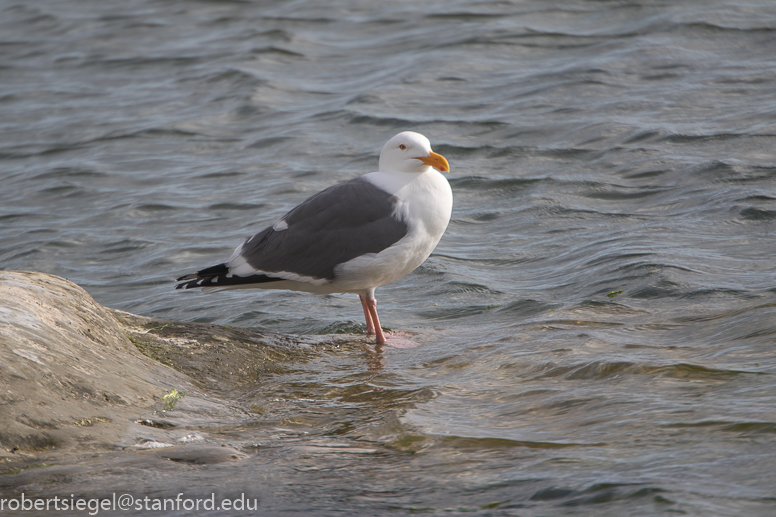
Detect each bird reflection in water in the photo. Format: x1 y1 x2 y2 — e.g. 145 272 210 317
364 343 385 371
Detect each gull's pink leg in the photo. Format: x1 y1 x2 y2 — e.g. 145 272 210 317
361 292 417 348
359 294 376 335
364 296 386 345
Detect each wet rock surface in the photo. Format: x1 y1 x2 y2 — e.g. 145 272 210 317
110 308 331 394
0 271 355 475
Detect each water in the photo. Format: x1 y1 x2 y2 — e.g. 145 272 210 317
2 0 776 514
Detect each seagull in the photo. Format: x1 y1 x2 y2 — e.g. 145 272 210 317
176 131 452 345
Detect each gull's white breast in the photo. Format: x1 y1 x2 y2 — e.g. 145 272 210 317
333 168 453 292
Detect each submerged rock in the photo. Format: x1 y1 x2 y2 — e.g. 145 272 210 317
0 270 356 473
111 306 326 393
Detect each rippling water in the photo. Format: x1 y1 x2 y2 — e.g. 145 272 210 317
2 0 776 515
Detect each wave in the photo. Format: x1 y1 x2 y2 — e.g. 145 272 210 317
527 361 759 381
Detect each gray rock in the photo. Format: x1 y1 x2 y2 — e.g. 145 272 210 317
0 270 358 473
0 271 182 470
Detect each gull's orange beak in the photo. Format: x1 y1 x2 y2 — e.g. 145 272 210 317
417 151 450 173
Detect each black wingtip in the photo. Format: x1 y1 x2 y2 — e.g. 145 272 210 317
175 263 283 290
175 278 199 290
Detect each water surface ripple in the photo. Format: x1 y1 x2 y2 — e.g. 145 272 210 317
2 0 776 515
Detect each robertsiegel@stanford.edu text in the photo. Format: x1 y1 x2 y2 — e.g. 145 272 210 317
0 492 258 515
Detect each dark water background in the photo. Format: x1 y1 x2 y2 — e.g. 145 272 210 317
2 0 776 515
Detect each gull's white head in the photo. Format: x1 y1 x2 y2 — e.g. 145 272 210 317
378 131 450 174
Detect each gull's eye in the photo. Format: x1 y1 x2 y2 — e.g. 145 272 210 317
399 144 407 150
